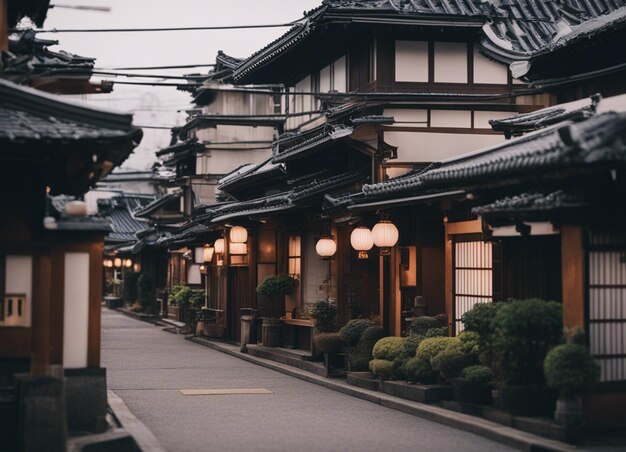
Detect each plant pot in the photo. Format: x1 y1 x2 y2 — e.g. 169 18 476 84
257 295 285 319
555 397 584 443
497 385 557 416
261 318 281 347
450 378 492 405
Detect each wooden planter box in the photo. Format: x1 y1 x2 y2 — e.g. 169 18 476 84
381 381 454 404
167 305 179 321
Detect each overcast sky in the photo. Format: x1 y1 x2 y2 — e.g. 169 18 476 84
40 0 321 170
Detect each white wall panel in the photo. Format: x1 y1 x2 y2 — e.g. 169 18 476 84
473 48 508 84
320 65 331 92
434 42 468 83
63 252 90 369
383 108 428 126
333 56 347 93
430 110 471 128
395 41 429 82
4 255 32 327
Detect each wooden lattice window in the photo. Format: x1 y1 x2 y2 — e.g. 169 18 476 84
588 231 626 382
453 235 493 333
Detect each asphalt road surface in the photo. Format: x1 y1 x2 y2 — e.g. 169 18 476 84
102 309 514 452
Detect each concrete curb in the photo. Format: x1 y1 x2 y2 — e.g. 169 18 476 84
188 336 574 452
114 308 160 325
107 390 166 452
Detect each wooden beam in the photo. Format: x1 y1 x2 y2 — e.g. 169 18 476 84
88 242 103 367
0 0 8 53
561 226 586 332
30 248 52 375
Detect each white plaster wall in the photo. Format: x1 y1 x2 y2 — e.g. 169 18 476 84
395 41 429 82
430 110 472 128
199 148 271 175
333 56 347 92
4 255 32 327
474 111 515 129
320 65 331 92
434 42 468 83
386 131 505 163
63 252 90 369
473 48 509 84
384 108 428 126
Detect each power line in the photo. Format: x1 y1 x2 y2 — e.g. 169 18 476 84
90 70 207 79
20 19 303 33
96 64 216 70
110 80 202 87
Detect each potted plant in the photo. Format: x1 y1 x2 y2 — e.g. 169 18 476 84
368 336 404 381
492 299 562 416
544 343 600 441
314 333 345 376
310 300 337 333
256 275 296 346
451 365 494 405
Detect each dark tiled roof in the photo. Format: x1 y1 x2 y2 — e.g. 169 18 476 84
180 114 286 134
233 0 626 82
290 170 369 202
0 78 141 144
8 0 50 27
99 195 153 243
217 158 285 192
354 111 626 198
134 189 183 218
156 139 203 157
472 190 588 216
273 129 334 163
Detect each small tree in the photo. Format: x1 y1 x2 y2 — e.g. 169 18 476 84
256 275 296 318
137 274 152 312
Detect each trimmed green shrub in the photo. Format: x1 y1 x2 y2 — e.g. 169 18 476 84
310 300 337 333
425 327 448 338
372 337 404 361
406 316 441 336
544 344 600 399
369 359 394 380
348 326 385 371
314 333 344 354
405 337 455 383
461 302 504 366
493 299 563 386
434 313 449 326
461 365 494 384
137 274 152 310
339 319 373 346
123 271 140 302
169 285 192 306
256 275 296 297
392 335 425 380
431 337 479 380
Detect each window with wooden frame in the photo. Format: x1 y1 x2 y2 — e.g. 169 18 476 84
453 235 493 333
257 229 277 288
587 231 626 382
1 254 32 327
288 235 301 280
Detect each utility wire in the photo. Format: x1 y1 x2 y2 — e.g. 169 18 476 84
19 19 303 33
89 70 208 79
96 64 216 70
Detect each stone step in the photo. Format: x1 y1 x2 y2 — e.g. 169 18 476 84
246 345 327 377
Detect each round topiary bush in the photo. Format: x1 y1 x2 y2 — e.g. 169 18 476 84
544 344 600 399
361 325 385 341
314 333 344 354
339 319 374 346
431 338 479 380
461 302 504 366
405 337 455 383
347 325 385 371
424 327 448 338
407 316 441 336
310 300 337 333
434 313 449 326
372 337 404 361
493 299 563 386
392 335 424 380
461 365 494 384
369 359 394 380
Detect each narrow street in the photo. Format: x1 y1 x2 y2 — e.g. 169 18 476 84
102 308 513 452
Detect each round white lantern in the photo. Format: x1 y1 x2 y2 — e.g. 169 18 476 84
214 238 225 254
229 226 248 243
372 220 399 251
124 258 132 268
203 243 214 263
350 226 374 259
315 237 337 258
229 242 247 255
113 257 122 268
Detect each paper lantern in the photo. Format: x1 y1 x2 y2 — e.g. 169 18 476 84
315 237 336 258
203 243 214 263
124 259 132 268
229 242 247 255
113 257 122 268
214 238 225 254
350 226 374 259
229 226 248 243
372 220 399 253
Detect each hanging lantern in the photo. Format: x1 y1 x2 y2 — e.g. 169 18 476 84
203 243 214 263
315 237 337 258
199 265 206 272
124 258 133 268
350 226 374 259
103 259 113 268
229 226 248 243
229 242 247 255
113 257 122 268
214 238 225 254
372 220 399 255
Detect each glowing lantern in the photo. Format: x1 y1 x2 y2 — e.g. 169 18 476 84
203 243 214 263
229 242 247 255
350 226 374 259
124 259 132 268
372 220 399 255
113 257 122 268
315 237 336 258
229 226 248 243
214 238 225 254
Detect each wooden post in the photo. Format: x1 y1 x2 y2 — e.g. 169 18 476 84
30 249 52 375
0 0 8 53
87 241 103 368
561 226 586 332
